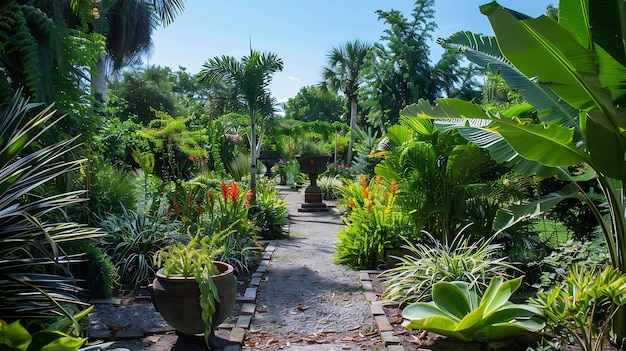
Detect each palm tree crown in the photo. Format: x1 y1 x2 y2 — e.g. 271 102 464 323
198 49 284 198
322 39 372 163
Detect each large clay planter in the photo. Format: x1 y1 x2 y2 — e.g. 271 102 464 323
148 261 237 335
297 154 331 212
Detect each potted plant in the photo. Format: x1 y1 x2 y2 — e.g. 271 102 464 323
149 233 237 346
296 140 332 211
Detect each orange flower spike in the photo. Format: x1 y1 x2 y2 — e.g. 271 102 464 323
230 182 239 202
375 175 381 186
349 199 355 208
187 191 194 206
364 186 369 199
244 190 253 207
359 174 366 191
366 199 371 212
220 182 229 203
391 179 397 198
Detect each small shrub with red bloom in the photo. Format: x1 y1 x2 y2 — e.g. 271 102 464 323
334 175 415 269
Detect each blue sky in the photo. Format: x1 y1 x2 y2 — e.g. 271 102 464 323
148 1 554 102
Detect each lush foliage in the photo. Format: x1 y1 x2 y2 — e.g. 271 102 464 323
283 85 344 123
0 94 102 321
530 265 626 351
403 277 544 342
381 232 516 305
248 179 288 239
101 207 172 291
318 175 343 200
0 306 94 351
335 175 415 269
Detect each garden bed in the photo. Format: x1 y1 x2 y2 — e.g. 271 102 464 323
369 273 620 351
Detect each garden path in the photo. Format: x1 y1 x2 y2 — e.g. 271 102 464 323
243 188 384 350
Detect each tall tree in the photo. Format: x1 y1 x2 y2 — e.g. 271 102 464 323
198 49 284 199
362 0 481 127
283 85 344 122
92 0 185 101
322 39 372 164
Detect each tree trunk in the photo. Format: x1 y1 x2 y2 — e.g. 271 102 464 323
346 95 358 164
93 53 107 102
249 111 257 202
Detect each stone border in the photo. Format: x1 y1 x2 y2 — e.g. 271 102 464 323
220 240 278 351
359 270 406 351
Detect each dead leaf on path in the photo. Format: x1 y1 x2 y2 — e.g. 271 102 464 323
319 330 336 334
316 339 329 344
359 329 379 337
256 308 268 313
340 337 360 342
264 338 279 347
347 325 361 331
296 305 309 311
419 330 428 339
305 338 317 344
244 341 258 347
146 335 160 343
393 330 408 336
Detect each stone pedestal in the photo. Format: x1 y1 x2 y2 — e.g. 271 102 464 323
296 155 331 212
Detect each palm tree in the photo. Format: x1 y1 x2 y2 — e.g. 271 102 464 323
92 0 185 101
198 49 284 199
322 39 372 164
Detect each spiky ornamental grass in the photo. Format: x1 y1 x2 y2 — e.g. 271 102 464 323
380 228 517 305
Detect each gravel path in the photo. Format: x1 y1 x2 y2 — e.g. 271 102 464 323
244 189 383 350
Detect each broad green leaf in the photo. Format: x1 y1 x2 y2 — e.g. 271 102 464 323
482 2 626 132
493 183 580 231
482 321 544 341
0 320 31 351
442 32 580 133
491 121 588 166
446 144 490 184
431 282 472 320
403 302 459 321
480 277 521 316
28 330 85 351
586 116 626 182
403 315 471 341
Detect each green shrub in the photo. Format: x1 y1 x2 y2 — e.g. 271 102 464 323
64 242 117 298
226 153 250 181
380 232 516 305
317 175 342 200
334 175 415 269
101 207 173 291
248 179 288 239
530 265 626 351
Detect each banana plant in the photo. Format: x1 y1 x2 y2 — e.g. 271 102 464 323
402 0 626 337
402 276 544 341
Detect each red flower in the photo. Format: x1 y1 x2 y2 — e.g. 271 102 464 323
244 190 253 207
309 159 315 164
221 182 229 203
197 206 203 214
171 197 179 215
230 182 239 202
187 191 194 206
188 155 198 162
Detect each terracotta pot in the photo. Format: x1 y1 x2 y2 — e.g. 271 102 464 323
148 261 237 335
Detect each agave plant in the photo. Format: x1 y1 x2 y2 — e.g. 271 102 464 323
0 92 103 322
402 276 544 342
